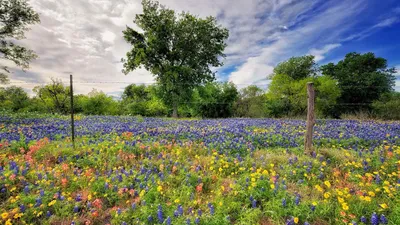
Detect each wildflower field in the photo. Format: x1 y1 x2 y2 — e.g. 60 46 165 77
0 116 399 225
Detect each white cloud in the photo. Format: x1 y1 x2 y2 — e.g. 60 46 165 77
229 0 365 86
308 44 342 62
2 0 399 96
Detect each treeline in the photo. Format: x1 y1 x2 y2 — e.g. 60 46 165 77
1 52 399 120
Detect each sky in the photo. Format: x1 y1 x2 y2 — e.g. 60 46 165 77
1 0 400 97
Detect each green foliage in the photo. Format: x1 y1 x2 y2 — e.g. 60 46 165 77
82 89 119 115
266 74 340 118
371 92 400 120
0 85 29 112
122 0 229 117
193 82 239 118
121 84 168 117
234 85 267 118
321 52 396 114
33 79 70 114
0 0 40 83
272 55 318 80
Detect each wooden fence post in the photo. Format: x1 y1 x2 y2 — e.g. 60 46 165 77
304 82 315 154
70 74 75 149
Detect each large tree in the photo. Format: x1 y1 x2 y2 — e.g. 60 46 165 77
321 52 396 113
0 0 40 83
122 0 229 117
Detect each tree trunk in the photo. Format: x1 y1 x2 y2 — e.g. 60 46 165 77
172 100 178 118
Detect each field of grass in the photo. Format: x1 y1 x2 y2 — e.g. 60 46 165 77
1 116 399 225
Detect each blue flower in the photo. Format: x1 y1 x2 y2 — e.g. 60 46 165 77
371 212 379 225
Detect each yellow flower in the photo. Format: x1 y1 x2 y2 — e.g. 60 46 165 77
48 200 56 207
312 202 318 206
88 194 92 201
368 191 375 197
294 217 299 224
364 196 372 202
324 181 331 188
157 185 163 192
174 199 180 203
380 203 389 209
315 185 323 192
1 212 9 219
5 219 12 225
342 203 349 211
324 192 331 199
338 197 344 203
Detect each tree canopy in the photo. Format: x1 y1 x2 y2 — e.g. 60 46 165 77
321 52 396 113
122 0 229 117
0 0 40 83
272 55 318 80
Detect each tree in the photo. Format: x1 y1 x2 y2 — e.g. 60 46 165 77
235 85 266 118
82 89 119 115
33 79 70 114
321 52 396 113
122 0 229 117
0 0 40 83
0 85 29 111
266 74 340 118
272 55 318 80
193 82 238 118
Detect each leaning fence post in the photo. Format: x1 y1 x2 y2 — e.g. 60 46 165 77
304 82 315 154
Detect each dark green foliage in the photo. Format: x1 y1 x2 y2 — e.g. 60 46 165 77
121 84 167 117
321 52 396 114
193 82 239 118
372 92 400 120
0 0 40 83
0 85 29 111
234 85 267 118
122 0 229 117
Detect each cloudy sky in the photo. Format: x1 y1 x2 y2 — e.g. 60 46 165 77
2 0 400 96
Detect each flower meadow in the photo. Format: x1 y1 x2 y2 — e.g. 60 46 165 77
1 116 400 225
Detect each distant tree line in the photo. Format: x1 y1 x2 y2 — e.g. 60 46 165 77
1 52 398 120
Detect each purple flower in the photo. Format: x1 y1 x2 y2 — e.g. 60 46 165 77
166 216 171 225
157 205 164 223
371 212 379 225
195 218 200 224
73 205 79 213
295 195 301 205
252 199 257 208
380 214 388 224
282 198 287 207
360 216 367 223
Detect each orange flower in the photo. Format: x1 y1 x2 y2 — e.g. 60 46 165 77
61 178 68 186
196 183 203 193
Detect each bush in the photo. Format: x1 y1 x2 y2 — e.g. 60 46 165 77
372 92 400 120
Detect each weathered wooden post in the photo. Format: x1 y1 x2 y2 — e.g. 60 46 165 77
304 82 315 154
70 74 75 149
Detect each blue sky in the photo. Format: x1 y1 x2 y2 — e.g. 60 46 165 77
1 0 399 95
